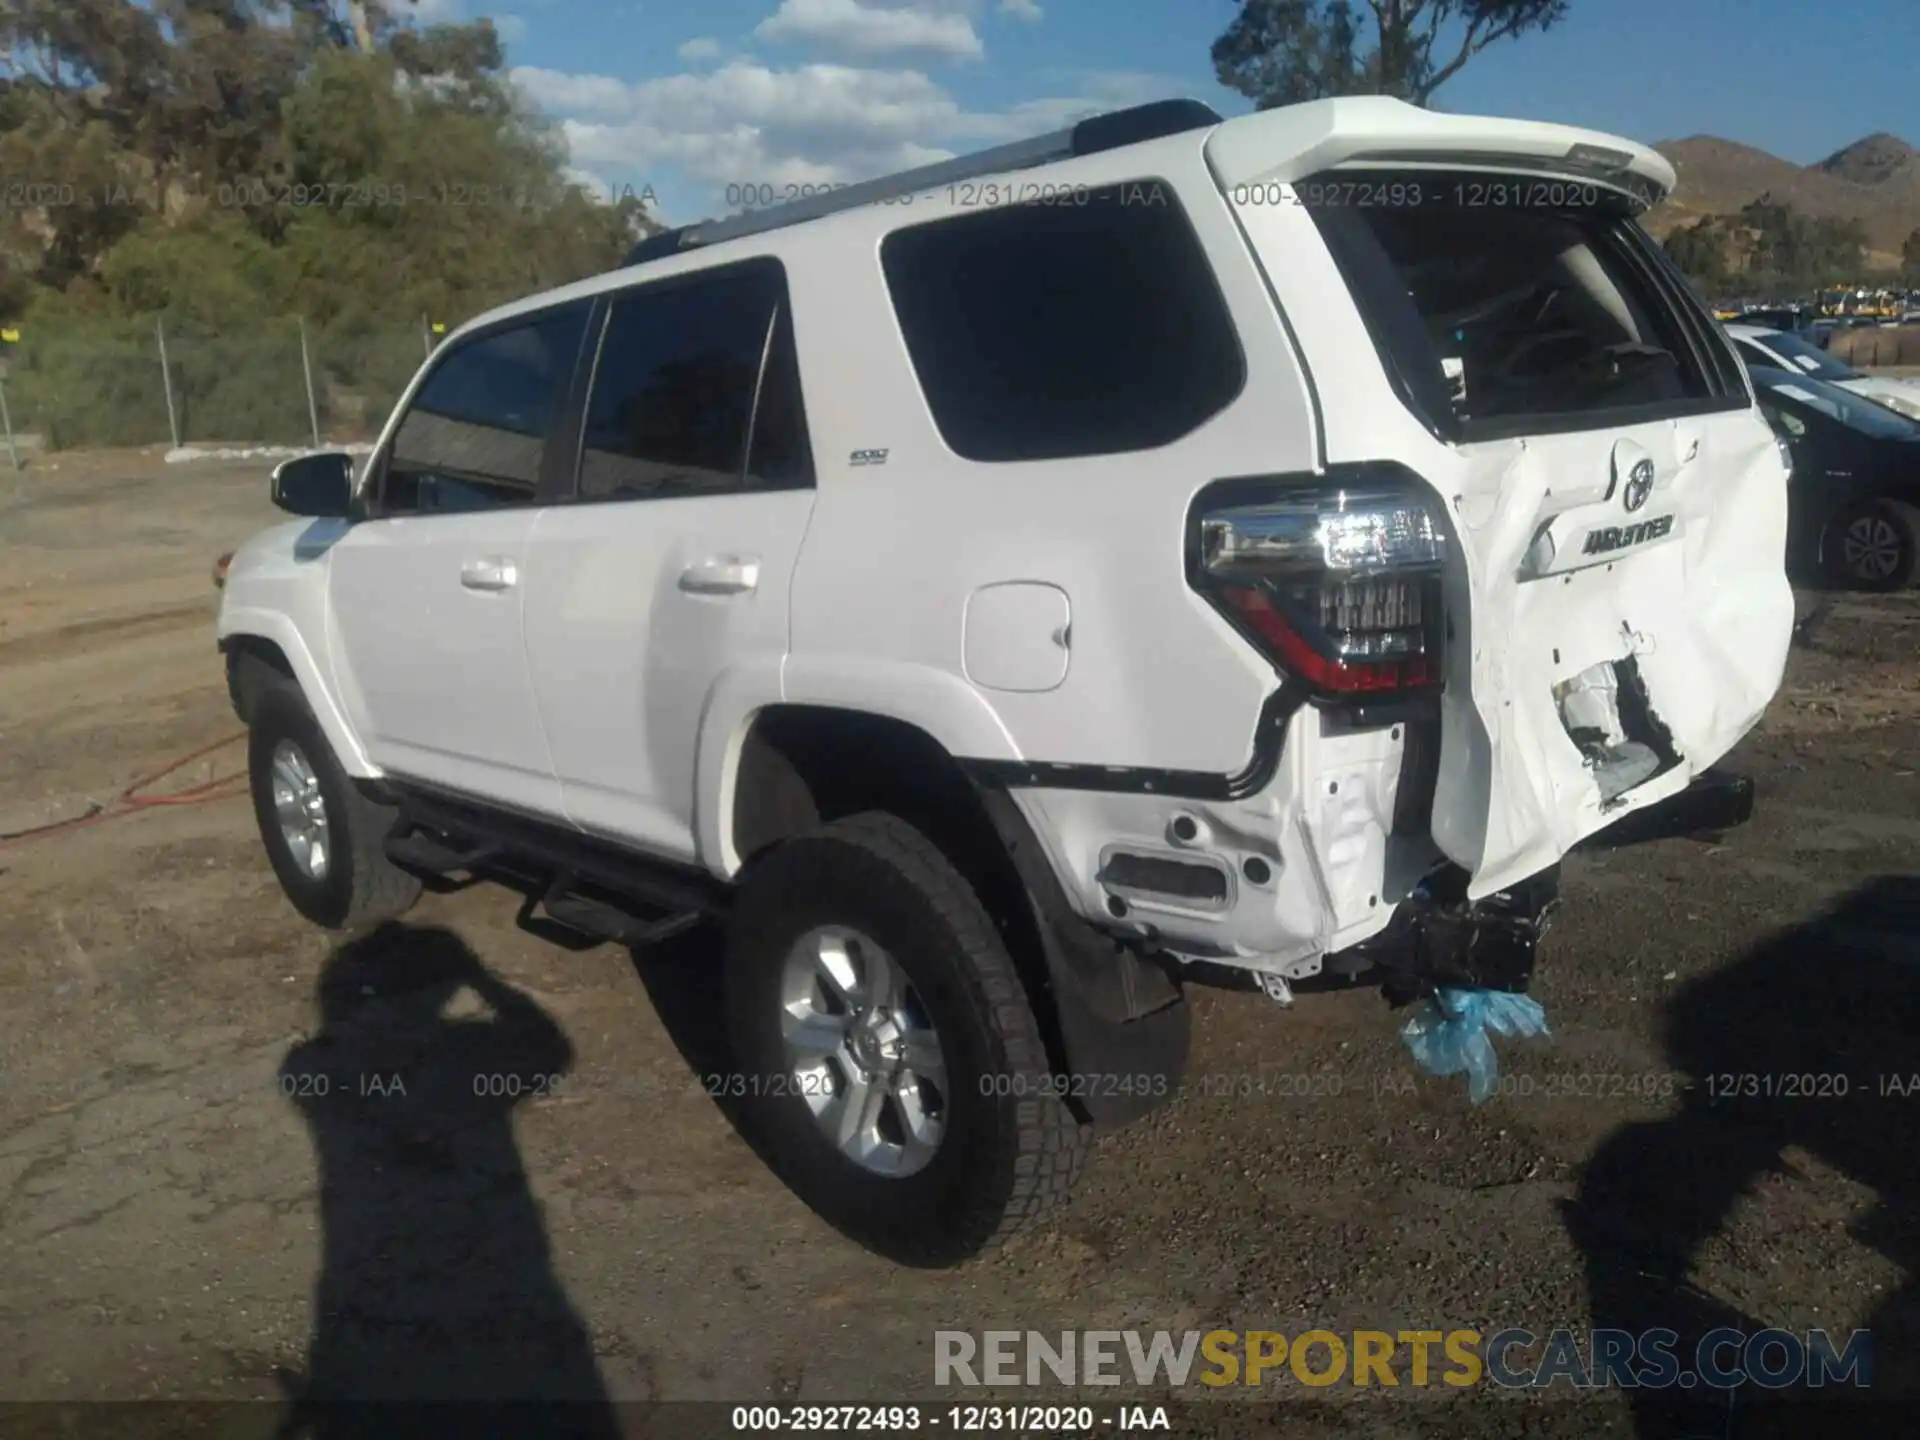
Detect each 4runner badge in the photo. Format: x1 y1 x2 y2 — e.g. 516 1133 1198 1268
1622 458 1656 512
1583 514 1674 556
849 448 889 466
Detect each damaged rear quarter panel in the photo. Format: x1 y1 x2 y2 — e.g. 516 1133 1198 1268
1232 191 1793 900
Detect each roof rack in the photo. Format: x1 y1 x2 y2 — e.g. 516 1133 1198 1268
620 97 1222 267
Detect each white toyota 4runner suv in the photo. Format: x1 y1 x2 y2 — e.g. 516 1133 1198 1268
218 97 1793 1266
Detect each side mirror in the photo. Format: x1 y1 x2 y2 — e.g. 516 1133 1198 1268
271 452 356 518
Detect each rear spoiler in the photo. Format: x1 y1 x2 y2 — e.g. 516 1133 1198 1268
1204 97 1675 211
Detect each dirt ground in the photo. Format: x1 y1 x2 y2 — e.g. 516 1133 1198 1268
1 450 1917 1438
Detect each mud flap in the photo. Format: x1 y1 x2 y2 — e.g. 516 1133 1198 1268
973 785 1191 1130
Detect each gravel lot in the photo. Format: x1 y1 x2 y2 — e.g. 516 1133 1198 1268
1 451 1916 1438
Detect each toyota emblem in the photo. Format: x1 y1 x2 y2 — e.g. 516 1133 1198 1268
1623 458 1656 512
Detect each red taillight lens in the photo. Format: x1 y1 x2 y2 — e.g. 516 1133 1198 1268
1193 475 1447 698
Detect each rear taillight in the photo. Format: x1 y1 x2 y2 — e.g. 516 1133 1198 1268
1192 474 1448 696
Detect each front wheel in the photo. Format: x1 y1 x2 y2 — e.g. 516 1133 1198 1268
247 682 421 931
723 812 1089 1267
1823 497 1919 591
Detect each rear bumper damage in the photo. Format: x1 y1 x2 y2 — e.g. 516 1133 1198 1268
1326 767 1756 1002
1576 765 1754 850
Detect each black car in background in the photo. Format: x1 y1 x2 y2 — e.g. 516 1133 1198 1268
1749 365 1920 590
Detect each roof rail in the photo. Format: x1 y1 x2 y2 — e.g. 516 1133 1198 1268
619 97 1222 267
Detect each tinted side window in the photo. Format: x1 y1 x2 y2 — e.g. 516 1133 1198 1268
579 260 811 501
880 183 1245 462
383 302 591 515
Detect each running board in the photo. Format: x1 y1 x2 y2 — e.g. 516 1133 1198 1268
388 786 732 923
385 826 503 876
539 872 702 948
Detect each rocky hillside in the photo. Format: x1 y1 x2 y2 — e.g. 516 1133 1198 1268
1645 131 1920 266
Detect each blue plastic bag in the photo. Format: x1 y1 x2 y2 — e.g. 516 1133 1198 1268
1399 988 1551 1104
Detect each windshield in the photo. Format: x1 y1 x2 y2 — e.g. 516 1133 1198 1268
1759 370 1920 439
1755 329 1858 381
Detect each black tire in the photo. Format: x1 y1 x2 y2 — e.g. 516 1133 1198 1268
247 681 421 931
724 812 1089 1267
1822 497 1919 591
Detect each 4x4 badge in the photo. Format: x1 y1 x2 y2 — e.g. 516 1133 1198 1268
850 448 889 467
1623 458 1655 512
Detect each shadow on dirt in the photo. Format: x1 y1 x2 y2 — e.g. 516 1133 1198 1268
271 922 620 1439
623 919 777 1161
1565 875 1920 1438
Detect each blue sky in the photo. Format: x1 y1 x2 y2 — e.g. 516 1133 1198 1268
414 0 1920 223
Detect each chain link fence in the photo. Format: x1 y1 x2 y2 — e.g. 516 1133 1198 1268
0 318 440 457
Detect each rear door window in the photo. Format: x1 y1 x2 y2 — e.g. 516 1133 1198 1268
576 258 812 500
1306 175 1745 440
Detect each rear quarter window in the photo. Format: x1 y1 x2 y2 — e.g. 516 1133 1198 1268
880 181 1245 463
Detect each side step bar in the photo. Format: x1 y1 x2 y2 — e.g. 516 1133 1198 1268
386 827 503 875
384 788 730 947
539 872 703 947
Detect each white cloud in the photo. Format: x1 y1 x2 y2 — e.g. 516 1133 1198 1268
678 37 724 62
753 0 984 62
562 163 613 198
999 0 1042 20
492 13 528 43
511 58 1136 222
515 67 636 114
408 0 466 22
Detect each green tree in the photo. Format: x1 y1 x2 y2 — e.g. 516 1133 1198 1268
0 0 653 326
0 0 656 445
1213 0 1570 109
1662 218 1727 291
1803 215 1867 287
1902 227 1920 285
1737 194 1808 286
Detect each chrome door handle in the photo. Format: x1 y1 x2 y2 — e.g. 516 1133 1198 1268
678 556 760 595
459 556 518 591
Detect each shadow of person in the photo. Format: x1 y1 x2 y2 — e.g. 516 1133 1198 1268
620 919 774 1160
273 923 619 1439
1565 875 1920 1437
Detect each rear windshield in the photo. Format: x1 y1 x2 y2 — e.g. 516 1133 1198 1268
1750 329 1858 382
1305 172 1745 440
1760 371 1920 440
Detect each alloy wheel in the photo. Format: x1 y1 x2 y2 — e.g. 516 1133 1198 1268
778 925 948 1177
269 739 331 880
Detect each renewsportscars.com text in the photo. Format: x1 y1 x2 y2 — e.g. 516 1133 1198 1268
934 1327 1871 1391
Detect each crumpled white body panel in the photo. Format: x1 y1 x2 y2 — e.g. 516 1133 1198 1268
1431 417 1794 897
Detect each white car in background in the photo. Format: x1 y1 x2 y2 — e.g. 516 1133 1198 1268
1726 323 1920 420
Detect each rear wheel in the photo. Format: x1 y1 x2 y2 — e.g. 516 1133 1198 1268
723 812 1089 1266
247 682 421 931
1823 497 1919 591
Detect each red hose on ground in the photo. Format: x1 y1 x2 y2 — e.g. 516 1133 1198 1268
0 732 249 848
